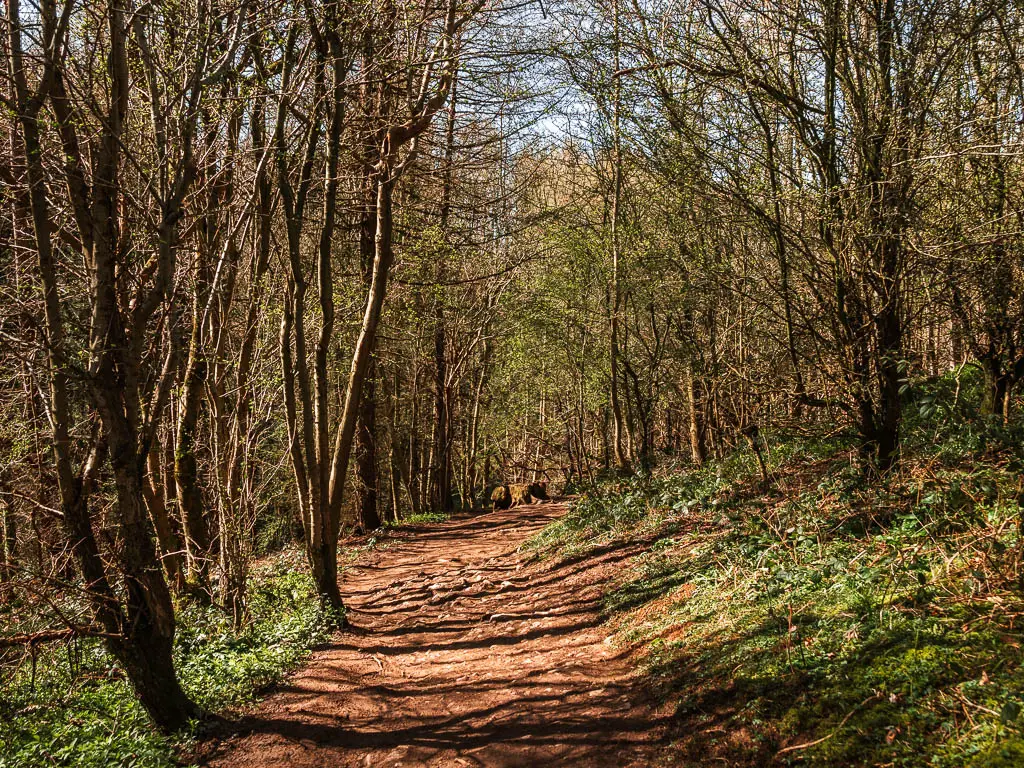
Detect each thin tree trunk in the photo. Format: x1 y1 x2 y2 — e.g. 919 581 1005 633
355 369 381 531
609 0 629 474
354 166 381 531
175 322 211 592
0 488 15 602
144 444 185 591
326 172 397 555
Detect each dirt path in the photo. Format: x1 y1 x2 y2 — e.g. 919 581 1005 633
202 502 669 767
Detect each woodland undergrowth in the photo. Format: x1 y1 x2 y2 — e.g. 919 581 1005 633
528 368 1024 767
0 549 331 768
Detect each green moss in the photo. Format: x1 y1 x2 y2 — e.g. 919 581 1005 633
971 738 1024 767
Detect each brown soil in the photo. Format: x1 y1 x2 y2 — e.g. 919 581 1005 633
200 501 670 767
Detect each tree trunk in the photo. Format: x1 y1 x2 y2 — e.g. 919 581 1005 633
175 341 211 592
98 379 202 731
144 445 185 591
466 340 490 503
981 355 1012 422
685 360 706 466
354 166 381 532
355 368 382 531
430 313 453 512
0 489 15 602
325 172 397 570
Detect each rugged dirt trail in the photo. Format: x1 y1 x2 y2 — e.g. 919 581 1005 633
202 501 670 767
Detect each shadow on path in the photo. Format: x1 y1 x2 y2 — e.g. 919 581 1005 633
201 502 669 767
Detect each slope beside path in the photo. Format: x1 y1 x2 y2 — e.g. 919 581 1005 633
201 501 669 767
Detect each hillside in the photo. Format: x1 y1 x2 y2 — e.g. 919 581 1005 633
529 372 1024 766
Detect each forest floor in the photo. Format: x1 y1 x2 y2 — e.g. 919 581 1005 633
198 501 671 767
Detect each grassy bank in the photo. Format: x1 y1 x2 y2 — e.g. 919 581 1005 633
0 549 331 768
528 371 1024 766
